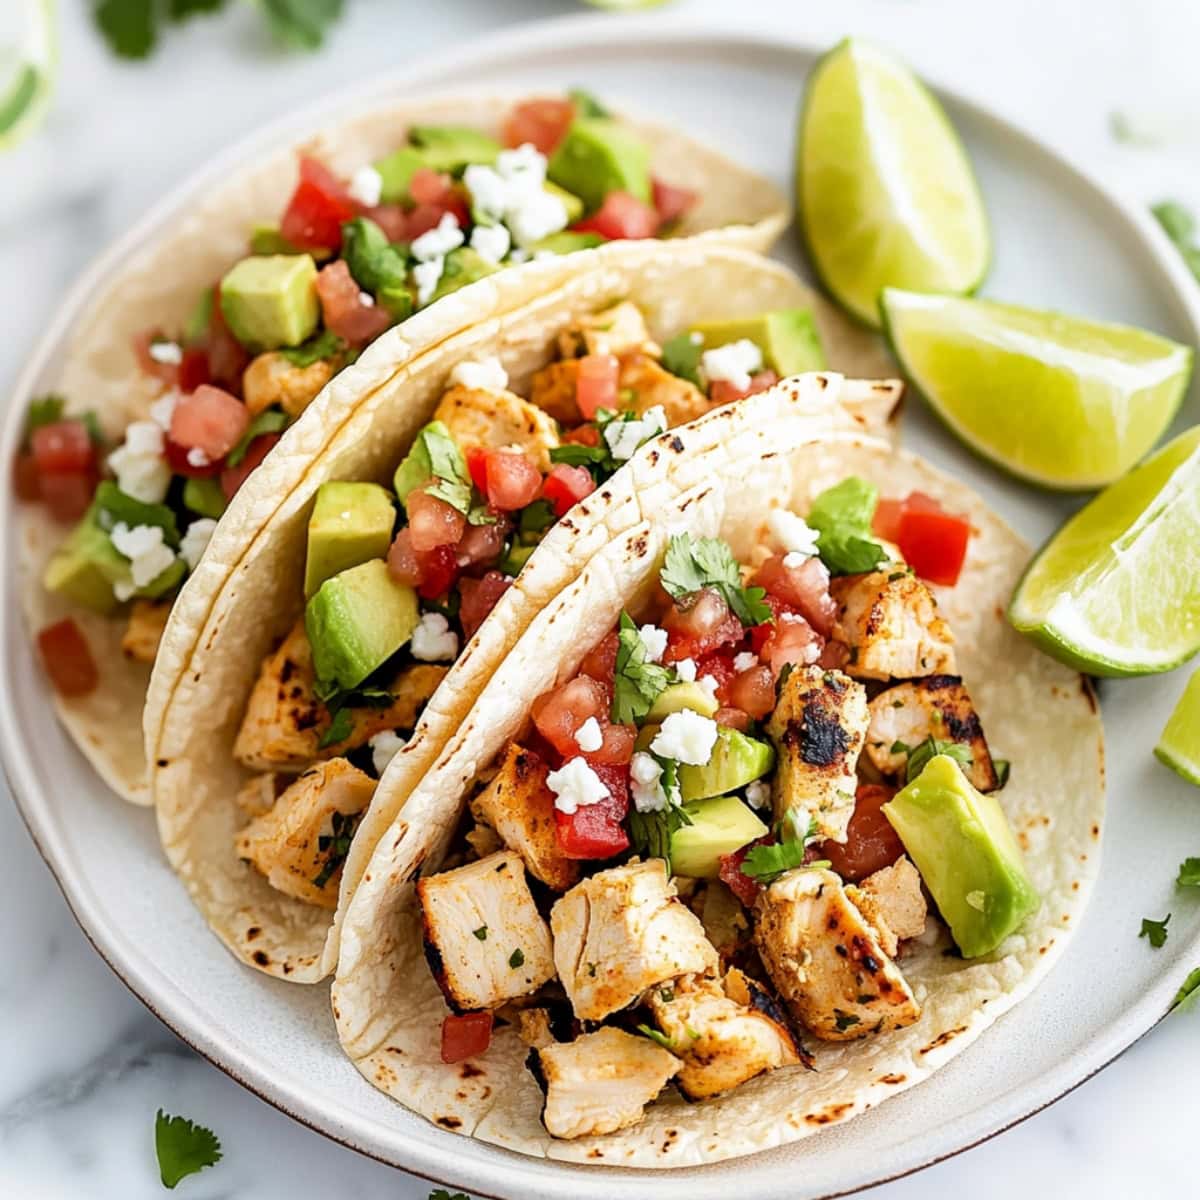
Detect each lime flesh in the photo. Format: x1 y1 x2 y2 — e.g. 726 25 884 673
0 0 55 150
1009 426 1200 676
882 289 1193 489
797 38 990 328
1157 669 1200 786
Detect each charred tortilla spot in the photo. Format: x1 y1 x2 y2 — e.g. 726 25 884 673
919 1025 967 1054
245 926 261 941
156 758 168 768
669 435 685 452
878 1072 906 1084
252 950 269 967
435 1115 463 1130
460 1062 485 1079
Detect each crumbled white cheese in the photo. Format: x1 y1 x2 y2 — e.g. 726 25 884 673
574 716 604 753
348 164 383 208
637 623 668 664
674 657 697 683
358 291 375 308
651 709 718 766
768 508 820 558
369 729 406 776
108 421 170 504
701 338 763 392
450 356 508 392
745 778 771 810
411 213 464 262
124 420 164 457
733 651 758 673
508 248 530 265
697 675 720 702
470 221 511 265
496 142 548 186
506 187 569 249
186 446 211 469
110 522 177 596
413 257 444 307
630 751 668 813
410 611 459 662
148 340 183 366
148 392 179 431
547 756 610 815
602 404 667 462
179 518 217 571
463 164 510 224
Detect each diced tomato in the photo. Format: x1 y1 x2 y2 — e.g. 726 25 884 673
387 527 421 587
713 705 751 732
481 449 542 511
132 330 180 386
727 664 775 720
37 619 99 698
579 631 619 688
440 1011 493 1064
219 433 280 500
280 155 359 252
363 204 410 242
459 570 510 640
554 762 631 860
455 516 508 569
817 639 851 670
562 423 600 447
718 842 765 908
581 722 636 767
708 369 781 407
40 471 97 523
466 447 489 491
575 353 619 420
407 488 466 552
662 589 743 663
316 260 393 346
163 436 222 479
871 497 905 544
178 347 211 393
897 506 971 587
573 190 660 241
532 675 609 759
31 421 94 476
13 452 40 502
503 97 575 154
749 593 796 655
759 611 822 677
409 167 453 206
820 784 904 882
170 385 250 462
541 463 595 517
752 553 837 637
651 177 698 226
416 543 459 601
694 652 736 703
205 288 250 392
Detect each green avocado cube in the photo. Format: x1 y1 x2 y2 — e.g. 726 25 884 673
647 680 718 722
678 727 775 803
529 230 605 257
689 309 826 377
408 124 502 172
669 794 769 879
305 559 419 693
137 556 187 601
430 247 499 304
183 477 227 520
42 507 123 614
547 117 651 212
304 481 396 599
219 254 320 352
884 755 1040 958
374 146 427 204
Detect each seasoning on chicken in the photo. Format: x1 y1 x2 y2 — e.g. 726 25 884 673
767 666 869 842
754 867 920 1041
846 856 928 958
242 350 337 418
121 599 170 664
235 771 283 819
831 571 957 682
234 757 374 908
418 849 556 1013
531 1026 680 1141
865 675 999 792
619 354 710 426
470 743 579 892
529 359 583 424
557 300 660 360
433 384 560 472
551 859 719 1022
514 1006 558 1050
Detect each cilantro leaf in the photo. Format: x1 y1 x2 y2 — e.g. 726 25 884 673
23 394 65 443
550 442 609 469
168 0 227 15
660 533 771 626
1141 914 1171 948
508 947 525 968
341 217 412 315
394 422 491 524
154 1110 222 1189
261 0 345 51
518 499 556 537
312 809 361 889
280 328 344 368
95 0 158 58
993 758 1011 788
627 759 691 867
741 812 827 885
1178 857 1200 888
636 1023 677 1052
317 706 354 750
833 1010 861 1033
1174 967 1200 1011
95 481 181 549
611 612 671 724
225 409 289 467
896 736 973 783
1152 201 1200 283
568 88 610 119
549 408 654 484
806 477 887 576
661 331 704 387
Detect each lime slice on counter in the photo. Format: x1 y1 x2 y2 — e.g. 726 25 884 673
0 0 55 151
1157 669 1200 786
797 38 990 328
1009 426 1200 676
882 289 1193 489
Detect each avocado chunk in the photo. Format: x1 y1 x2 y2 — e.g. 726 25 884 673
529 230 604 256
647 681 719 721
883 755 1040 958
373 146 427 204
678 727 775 802
690 309 826 377
547 117 651 212
304 481 396 599
431 247 499 303
183 477 227 520
219 255 320 352
408 124 502 172
669 794 769 879
42 508 124 614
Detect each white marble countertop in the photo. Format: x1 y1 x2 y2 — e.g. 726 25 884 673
3 0 1199 1196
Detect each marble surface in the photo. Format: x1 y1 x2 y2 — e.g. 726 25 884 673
3 0 1200 1196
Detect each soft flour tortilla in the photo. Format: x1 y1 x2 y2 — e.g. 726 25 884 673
148 246 900 983
331 397 1105 1168
22 92 792 806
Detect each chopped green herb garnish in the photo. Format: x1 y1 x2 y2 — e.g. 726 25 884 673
315 683 394 749
341 217 413 316
225 408 289 467
636 1023 676 1052
23 394 65 442
312 810 360 889
473 925 488 941
660 331 704 386
395 422 491 524
1174 967 1200 1010
1141 914 1171 949
658 986 675 1003
280 328 344 368
568 88 609 118
899 736 973 783
806 477 887 576
1152 201 1200 283
154 1110 222 1189
429 1190 471 1200
1178 858 1200 888
660 533 771 626
628 758 691 867
993 758 1011 788
741 812 826 885
611 612 671 724
833 1010 861 1032
95 481 181 549
508 948 525 968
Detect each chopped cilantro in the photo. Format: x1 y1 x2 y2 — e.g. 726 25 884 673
341 217 413 316
95 481 181 549
1174 967 1200 1011
658 986 675 1003
611 612 671 724
508 947 525 968
993 758 1011 788
568 88 609 118
660 533 771 626
154 1110 222 1189
259 0 345 51
312 810 360 889
315 683 394 749
628 758 691 867
280 328 344 368
896 736 973 783
636 1023 676 1052
225 409 289 467
318 706 354 749
549 408 655 484
660 331 704 386
518 498 556 537
472 926 488 941
23 394 65 442
1178 858 1200 888
741 812 827 885
833 1010 861 1032
1152 201 1200 283
396 422 491 524
1140 914 1171 949
806 477 887 576
429 1191 471 1200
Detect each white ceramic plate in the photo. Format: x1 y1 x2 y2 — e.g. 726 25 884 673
4 13 1199 1200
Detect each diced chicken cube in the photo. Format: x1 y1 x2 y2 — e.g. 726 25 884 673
767 666 869 842
556 300 660 361
529 359 582 425
754 867 920 1041
846 856 928 958
418 849 556 1013
470 744 579 892
121 599 170 664
242 350 337 418
234 757 374 908
619 354 710 426
551 859 718 1022
866 675 998 791
433 384 560 472
831 571 957 681
532 1026 679 1140
514 1006 557 1050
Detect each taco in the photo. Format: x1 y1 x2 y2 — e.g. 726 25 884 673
17 89 788 804
330 382 1104 1166
146 243 900 983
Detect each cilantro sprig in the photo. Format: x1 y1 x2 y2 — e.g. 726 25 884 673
1140 914 1171 948
892 736 973 783
660 533 771 627
281 328 345 369
225 409 289 467
549 408 658 484
1175 967 1200 1011
660 331 704 387
316 683 394 749
806 477 887 576
312 809 361 889
1177 857 1200 887
740 811 828 885
154 1110 222 1189
395 422 492 525
611 613 671 724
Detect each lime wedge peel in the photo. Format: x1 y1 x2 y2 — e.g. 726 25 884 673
1009 426 1200 677
0 0 56 151
1157 669 1200 786
797 38 991 329
881 288 1193 491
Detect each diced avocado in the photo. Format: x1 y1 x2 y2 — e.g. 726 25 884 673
883 755 1040 958
42 509 124 614
647 681 719 721
547 117 651 212
183 476 227 520
678 727 775 803
529 230 604 256
137 557 187 601
430 247 499 303
635 723 659 752
249 225 301 257
669 794 769 879
304 482 396 599
689 309 826 377
499 540 537 576
543 180 584 226
408 125 502 172
373 146 427 204
306 559 419 692
219 255 320 352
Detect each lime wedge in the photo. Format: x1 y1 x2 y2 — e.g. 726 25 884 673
1009 426 1200 676
797 38 990 328
0 0 55 151
882 289 1193 489
1157 669 1200 786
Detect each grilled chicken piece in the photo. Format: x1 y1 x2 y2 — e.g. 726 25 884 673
619 354 710 425
529 359 582 425
551 860 718 1022
532 1026 680 1140
242 350 337 418
418 850 556 1013
866 675 999 792
234 620 446 771
470 744 579 892
846 856 927 958
755 867 920 1041
831 571 956 682
235 772 283 819
557 300 660 361
121 599 170 663
235 758 374 908
767 666 869 843
700 880 751 960
433 384 560 472
514 1006 558 1050
648 971 801 1099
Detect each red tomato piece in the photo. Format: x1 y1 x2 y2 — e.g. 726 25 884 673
363 204 410 241
897 505 971 587
554 762 631 860
573 190 660 241
694 652 736 703
752 553 837 637
871 497 905 543
483 449 542 512
409 167 453 206
407 488 467 552
759 611 822 677
205 288 250 393
170 385 250 462
178 347 212 394
713 705 751 732
652 177 698 226
575 353 619 420
503 97 575 154
749 593 798 655
562 423 600 447
708 369 780 407
532 675 609 759
280 155 359 252
662 589 743 663
727 664 775 720
820 784 904 882
220 433 280 500
455 516 509 569
316 260 393 346
718 842 764 908
40 471 97 523
440 1011 493 1064
459 570 511 640
37 618 99 698
541 463 595 517
387 527 421 587
579 631 619 688
416 543 459 601
164 436 223 480
13 452 40 501
31 421 94 476
582 722 636 767
466 447 489 492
